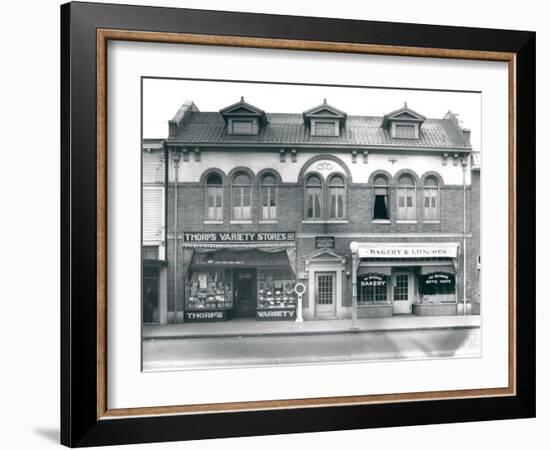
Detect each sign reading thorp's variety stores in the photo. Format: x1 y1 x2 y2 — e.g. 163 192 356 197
183 232 296 243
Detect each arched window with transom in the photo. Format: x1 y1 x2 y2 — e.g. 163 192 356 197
373 175 389 220
260 173 277 219
423 176 439 220
205 173 223 221
397 174 416 220
328 174 346 219
232 172 252 220
305 174 323 219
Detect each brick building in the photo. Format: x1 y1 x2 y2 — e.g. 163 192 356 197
142 98 480 324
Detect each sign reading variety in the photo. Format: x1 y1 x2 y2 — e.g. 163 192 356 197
183 232 296 243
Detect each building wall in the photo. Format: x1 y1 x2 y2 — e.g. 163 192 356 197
162 148 479 318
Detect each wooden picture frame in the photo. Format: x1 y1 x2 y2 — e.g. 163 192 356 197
61 1 535 447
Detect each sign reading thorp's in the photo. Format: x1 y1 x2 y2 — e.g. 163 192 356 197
183 232 296 243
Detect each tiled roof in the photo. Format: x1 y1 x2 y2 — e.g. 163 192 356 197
167 112 471 149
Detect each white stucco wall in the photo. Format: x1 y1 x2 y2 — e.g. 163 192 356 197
168 149 471 185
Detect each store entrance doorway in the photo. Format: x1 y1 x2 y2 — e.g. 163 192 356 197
393 269 414 314
233 269 257 318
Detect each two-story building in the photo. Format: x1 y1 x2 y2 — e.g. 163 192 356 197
142 97 480 324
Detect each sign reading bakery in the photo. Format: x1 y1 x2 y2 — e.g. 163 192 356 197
354 243 458 259
183 232 296 243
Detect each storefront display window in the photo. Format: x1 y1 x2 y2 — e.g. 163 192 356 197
186 269 233 310
418 271 456 304
257 269 296 309
358 273 388 304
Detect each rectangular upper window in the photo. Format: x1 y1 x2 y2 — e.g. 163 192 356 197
230 119 255 135
312 120 339 137
393 123 418 139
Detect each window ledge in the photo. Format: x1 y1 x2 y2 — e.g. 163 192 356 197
423 220 441 224
358 303 391 307
325 219 349 224
203 220 223 225
302 220 325 224
259 219 278 224
396 220 417 224
371 219 391 224
230 220 253 224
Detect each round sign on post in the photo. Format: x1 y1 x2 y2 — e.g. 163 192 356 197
294 283 306 323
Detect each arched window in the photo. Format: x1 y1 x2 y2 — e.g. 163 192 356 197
305 174 323 219
232 172 252 220
373 175 389 220
423 176 439 220
397 175 416 220
205 173 223 220
260 173 277 219
328 175 346 219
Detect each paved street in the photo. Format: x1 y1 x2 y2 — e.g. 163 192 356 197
142 327 480 371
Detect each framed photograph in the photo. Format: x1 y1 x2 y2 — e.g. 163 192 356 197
61 1 535 447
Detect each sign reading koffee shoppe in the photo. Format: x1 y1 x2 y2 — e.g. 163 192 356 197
183 232 296 243
354 243 458 258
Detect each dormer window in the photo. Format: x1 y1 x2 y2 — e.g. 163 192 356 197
230 119 256 135
312 120 339 137
382 102 425 140
393 123 418 139
219 97 268 136
303 99 347 138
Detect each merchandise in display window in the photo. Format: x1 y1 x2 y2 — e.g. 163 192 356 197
257 269 296 310
186 269 233 311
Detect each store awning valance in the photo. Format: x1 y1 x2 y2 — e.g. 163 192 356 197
350 242 459 259
189 248 293 268
357 265 392 276
182 242 295 250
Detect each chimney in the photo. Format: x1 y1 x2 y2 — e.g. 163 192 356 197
462 128 471 146
168 100 199 137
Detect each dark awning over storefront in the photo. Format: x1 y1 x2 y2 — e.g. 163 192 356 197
189 248 292 269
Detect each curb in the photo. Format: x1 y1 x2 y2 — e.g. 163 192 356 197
143 324 480 340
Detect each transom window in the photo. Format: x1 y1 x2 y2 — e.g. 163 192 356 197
232 173 252 220
373 175 389 220
305 174 323 219
328 175 345 219
397 175 416 220
260 173 277 219
205 173 223 221
423 176 439 220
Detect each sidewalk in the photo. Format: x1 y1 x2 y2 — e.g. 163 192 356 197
143 314 481 340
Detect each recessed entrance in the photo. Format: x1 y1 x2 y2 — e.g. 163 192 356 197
233 269 257 318
315 271 337 317
143 273 160 324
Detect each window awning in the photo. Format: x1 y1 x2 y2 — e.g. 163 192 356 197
350 242 459 259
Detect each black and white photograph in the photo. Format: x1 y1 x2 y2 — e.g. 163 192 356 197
141 78 482 371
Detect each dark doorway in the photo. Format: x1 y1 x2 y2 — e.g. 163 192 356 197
233 269 257 318
143 273 160 323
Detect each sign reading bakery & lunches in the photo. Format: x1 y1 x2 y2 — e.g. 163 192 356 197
183 232 296 243
353 243 458 259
